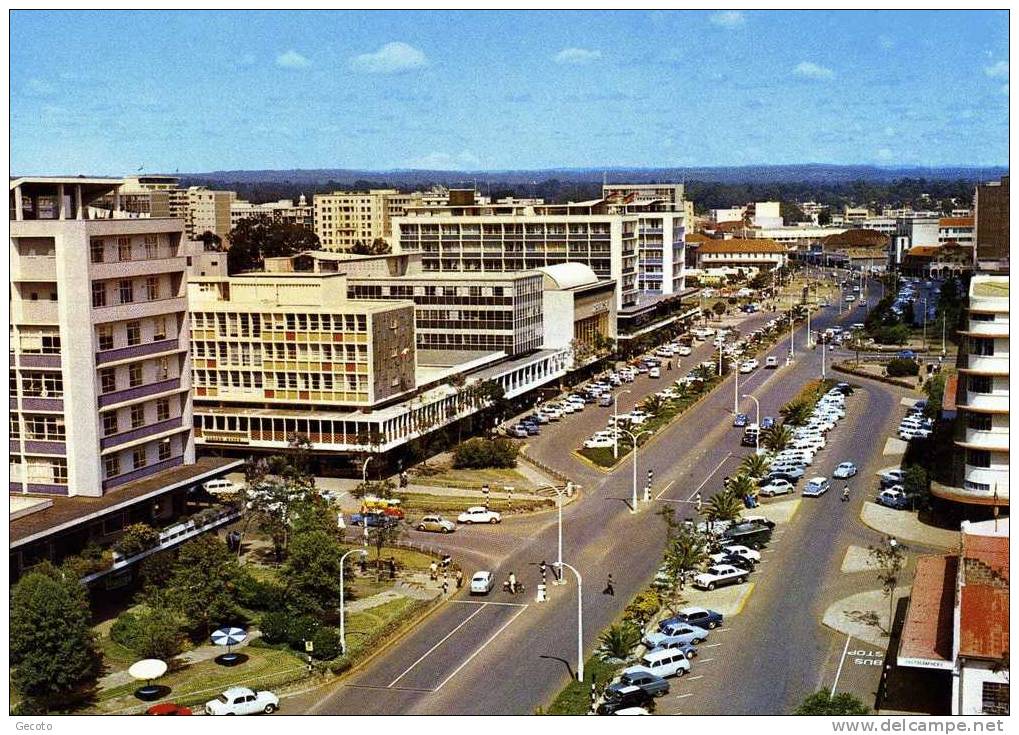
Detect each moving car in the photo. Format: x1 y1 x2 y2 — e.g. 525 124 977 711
833 462 858 478
508 425 529 438
349 512 399 528
733 413 749 428
457 507 502 524
205 687 279 716
470 571 495 594
649 367 661 379
659 606 724 631
803 477 831 497
415 515 456 534
693 564 748 591
765 356 779 369
606 670 670 699
677 345 692 356
597 685 656 715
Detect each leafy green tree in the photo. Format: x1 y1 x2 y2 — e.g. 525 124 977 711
227 218 320 274
794 690 870 715
282 530 347 615
727 474 758 501
641 394 667 416
11 564 103 709
779 401 813 427
868 539 908 634
110 607 188 662
739 453 771 479
113 523 161 559
162 535 242 639
762 424 794 452
712 301 727 318
598 622 642 661
659 519 710 613
902 465 930 509
198 230 223 251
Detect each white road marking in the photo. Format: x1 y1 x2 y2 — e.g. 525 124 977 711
697 658 715 663
687 453 734 500
432 604 529 692
702 643 723 648
674 693 694 699
450 599 528 608
830 634 853 695
655 479 676 501
387 604 488 687
686 675 704 681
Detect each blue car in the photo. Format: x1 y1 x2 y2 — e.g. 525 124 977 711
733 413 749 427
659 606 724 631
761 416 776 429
350 512 399 528
898 350 917 360
642 621 709 649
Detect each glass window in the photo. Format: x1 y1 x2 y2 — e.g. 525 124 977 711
967 449 991 468
156 398 170 421
90 239 105 263
969 375 993 394
982 682 1009 715
158 439 172 461
967 413 993 431
130 404 145 428
126 321 141 346
118 280 134 304
100 368 116 393
118 237 132 261
97 325 114 351
132 447 147 469
145 276 160 301
103 413 118 436
104 456 120 478
153 316 167 341
92 282 106 308
128 364 142 387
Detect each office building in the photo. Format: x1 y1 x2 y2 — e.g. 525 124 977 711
695 238 789 271
939 216 975 246
890 216 940 268
187 187 235 243
313 189 421 251
230 195 313 231
974 176 1009 271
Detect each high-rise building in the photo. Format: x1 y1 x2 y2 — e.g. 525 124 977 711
313 189 421 250
230 195 313 231
187 187 235 243
974 176 1009 271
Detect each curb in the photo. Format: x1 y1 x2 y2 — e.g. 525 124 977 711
832 363 919 390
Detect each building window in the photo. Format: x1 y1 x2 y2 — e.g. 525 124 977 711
52 459 68 485
153 316 167 341
982 682 1009 715
156 398 170 421
118 237 132 261
132 447 147 470
100 368 116 393
967 449 991 468
969 375 993 394
970 337 995 356
97 325 114 351
119 280 134 304
126 321 142 346
104 456 120 478
128 364 143 387
158 357 169 380
158 439 172 461
103 412 118 436
144 236 158 258
967 413 993 431
145 276 160 301
90 239 105 263
91 282 106 308
131 404 145 429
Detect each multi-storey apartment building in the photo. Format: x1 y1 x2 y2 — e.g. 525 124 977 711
602 183 687 295
230 195 313 231
187 187 235 243
313 189 422 250
939 216 975 246
974 176 1009 271
936 276 1010 508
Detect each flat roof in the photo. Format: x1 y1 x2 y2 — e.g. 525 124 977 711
11 176 124 189
349 271 541 282
10 457 241 547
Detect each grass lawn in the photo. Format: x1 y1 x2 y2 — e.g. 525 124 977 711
341 596 431 662
399 493 552 516
409 466 537 491
545 655 625 714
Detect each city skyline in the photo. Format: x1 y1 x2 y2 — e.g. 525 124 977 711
11 9 1010 175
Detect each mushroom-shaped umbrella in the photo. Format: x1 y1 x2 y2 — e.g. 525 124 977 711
211 626 247 665
129 658 168 700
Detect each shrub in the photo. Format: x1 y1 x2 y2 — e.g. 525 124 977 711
113 523 161 559
624 589 661 626
60 544 113 578
452 437 519 469
110 608 187 660
873 324 911 345
886 358 919 377
258 611 291 644
311 626 343 660
286 615 321 650
236 575 288 613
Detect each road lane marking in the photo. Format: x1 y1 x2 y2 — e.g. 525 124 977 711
387 603 488 687
675 693 694 699
697 658 715 663
830 634 852 695
686 675 704 681
703 643 722 648
654 479 676 501
345 684 436 693
450 600 528 608
432 604 529 692
687 453 734 500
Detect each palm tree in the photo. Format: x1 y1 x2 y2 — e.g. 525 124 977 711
762 424 794 452
739 453 771 479
780 401 813 427
727 474 758 502
642 394 666 416
598 622 642 661
702 490 744 526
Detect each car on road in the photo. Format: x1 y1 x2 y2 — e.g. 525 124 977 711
457 507 502 525
876 487 911 510
508 425 529 438
677 345 692 356
759 478 796 497
205 687 279 716
607 670 670 699
835 382 854 395
765 356 779 369
350 512 399 528
660 606 724 631
898 350 917 360
627 648 692 679
803 477 831 497
145 703 193 715
597 685 656 715
415 515 456 534
760 416 776 429
693 564 748 591
470 571 495 594
598 394 613 407
649 367 661 379
733 413 749 428
833 462 858 478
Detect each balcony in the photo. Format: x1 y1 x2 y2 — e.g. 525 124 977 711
95 337 183 365
13 300 59 325
11 256 56 281
21 396 64 412
92 295 187 323
961 354 1010 376
97 377 183 408
90 256 186 280
961 321 1009 338
958 392 1010 413
100 416 185 450
22 439 66 455
19 353 61 368
957 429 1010 452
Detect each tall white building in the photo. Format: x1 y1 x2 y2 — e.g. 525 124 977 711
602 183 687 295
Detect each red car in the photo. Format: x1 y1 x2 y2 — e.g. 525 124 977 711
145 703 193 715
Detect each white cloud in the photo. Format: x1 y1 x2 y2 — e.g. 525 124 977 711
276 50 311 69
793 61 834 80
26 78 55 96
350 42 427 74
984 60 1009 78
406 151 481 169
553 47 602 65
710 11 746 28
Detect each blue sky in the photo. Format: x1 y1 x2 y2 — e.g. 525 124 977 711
10 10 1010 174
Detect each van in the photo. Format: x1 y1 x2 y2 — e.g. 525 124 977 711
741 424 759 447
598 394 613 407
203 478 241 495
723 522 772 549
633 648 692 679
765 356 778 369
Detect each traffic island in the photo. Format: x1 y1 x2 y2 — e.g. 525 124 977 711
821 586 910 650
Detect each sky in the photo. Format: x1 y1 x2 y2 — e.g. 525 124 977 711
9 9 1010 174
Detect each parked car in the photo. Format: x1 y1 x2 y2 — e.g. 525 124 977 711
584 435 615 449
712 553 755 572
458 507 502 524
722 523 772 549
803 477 831 497
202 478 242 496
508 425 529 438
876 487 911 510
625 648 692 679
205 687 279 716
760 416 776 429
649 367 662 379
693 564 748 591
765 356 779 369
145 703 193 716
833 462 858 478
598 394 613 407
606 670 670 699
759 478 796 497
643 621 710 649
597 685 656 715
470 570 495 594
719 544 760 564
677 345 692 356
415 515 456 534
767 465 806 481
879 469 904 488
659 606 724 631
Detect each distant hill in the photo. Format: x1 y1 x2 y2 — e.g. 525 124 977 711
182 164 1008 188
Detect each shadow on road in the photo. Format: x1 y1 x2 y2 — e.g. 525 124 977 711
539 654 575 682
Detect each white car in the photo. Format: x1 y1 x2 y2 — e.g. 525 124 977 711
584 435 616 449
803 477 831 497
693 565 748 591
833 462 858 478
759 478 796 497
720 544 761 563
203 478 242 495
898 427 932 441
677 345 692 356
539 405 563 420
649 367 661 379
206 687 279 716
457 507 502 525
470 570 495 595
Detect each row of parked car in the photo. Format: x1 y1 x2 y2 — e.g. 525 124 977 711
757 383 857 498
874 400 931 510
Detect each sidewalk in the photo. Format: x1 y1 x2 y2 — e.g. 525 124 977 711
859 502 959 550
822 586 910 649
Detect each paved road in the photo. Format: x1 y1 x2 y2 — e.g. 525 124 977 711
304 276 909 715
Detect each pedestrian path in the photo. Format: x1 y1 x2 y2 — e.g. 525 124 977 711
859 502 959 550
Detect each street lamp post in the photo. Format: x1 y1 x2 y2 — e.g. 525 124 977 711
620 428 651 513
733 356 739 414
555 561 584 683
789 310 795 358
922 296 928 351
613 390 631 459
339 548 368 654
539 482 574 582
742 394 761 455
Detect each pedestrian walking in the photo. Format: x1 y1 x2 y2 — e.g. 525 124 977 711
442 579 449 596
508 571 517 594
388 556 396 579
336 512 346 531
603 574 615 596
441 553 452 570
429 560 438 581
455 569 464 589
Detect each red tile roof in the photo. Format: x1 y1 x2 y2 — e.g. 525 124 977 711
939 217 974 228
906 246 941 258
943 373 958 412
959 532 1009 661
898 554 957 668
697 238 787 254
686 232 714 243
